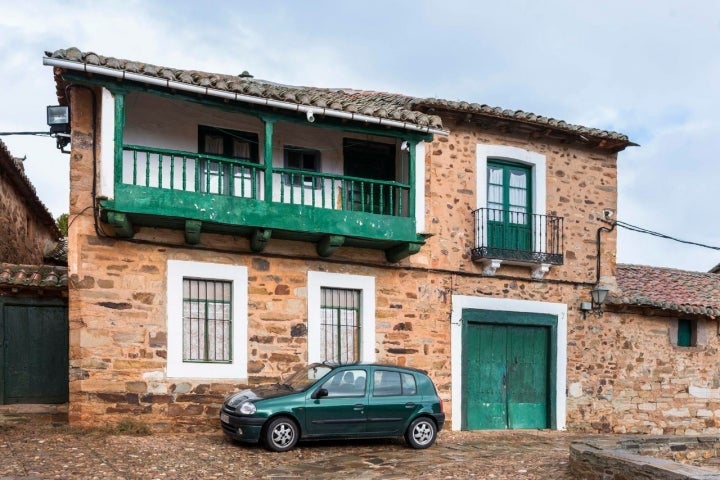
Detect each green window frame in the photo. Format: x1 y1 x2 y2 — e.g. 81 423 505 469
677 318 695 347
182 278 233 363
320 287 361 363
487 160 532 251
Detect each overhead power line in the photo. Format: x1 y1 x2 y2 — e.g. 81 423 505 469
615 220 720 251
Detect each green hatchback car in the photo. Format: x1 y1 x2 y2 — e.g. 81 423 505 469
220 363 445 452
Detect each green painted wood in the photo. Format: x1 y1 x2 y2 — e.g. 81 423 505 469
250 229 272 252
506 325 549 428
461 309 556 430
262 119 274 202
1 302 68 404
114 92 125 187
184 220 202 245
384 242 422 263
487 161 532 252
317 235 345 257
677 319 692 347
105 184 422 243
462 323 508 429
107 211 134 238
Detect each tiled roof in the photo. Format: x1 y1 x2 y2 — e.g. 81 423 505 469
410 98 633 145
44 48 444 133
610 264 720 318
44 47 632 148
44 238 68 266
0 140 61 239
0 263 68 290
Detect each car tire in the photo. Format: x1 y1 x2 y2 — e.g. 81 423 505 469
405 417 437 449
264 416 299 452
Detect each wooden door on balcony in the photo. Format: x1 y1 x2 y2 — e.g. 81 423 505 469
487 161 531 252
343 139 396 215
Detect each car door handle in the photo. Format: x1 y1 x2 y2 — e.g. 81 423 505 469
354 404 364 411
405 402 416 408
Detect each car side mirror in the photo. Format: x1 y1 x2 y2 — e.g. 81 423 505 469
312 388 328 400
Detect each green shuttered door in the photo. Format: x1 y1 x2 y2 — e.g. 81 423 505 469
1 302 68 404
462 311 551 430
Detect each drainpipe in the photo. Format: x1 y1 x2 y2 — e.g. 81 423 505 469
595 221 617 285
43 57 449 137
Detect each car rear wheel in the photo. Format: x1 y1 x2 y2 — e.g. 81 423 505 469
264 416 299 452
405 417 437 449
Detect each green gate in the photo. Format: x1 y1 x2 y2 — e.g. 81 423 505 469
0 299 68 404
461 309 556 430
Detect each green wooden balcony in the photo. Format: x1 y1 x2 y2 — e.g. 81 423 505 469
100 145 425 261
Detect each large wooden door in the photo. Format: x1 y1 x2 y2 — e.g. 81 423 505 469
0 301 68 404
462 321 549 429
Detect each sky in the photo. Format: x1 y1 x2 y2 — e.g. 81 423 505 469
1 0 719 272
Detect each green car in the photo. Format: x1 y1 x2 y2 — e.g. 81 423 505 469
220 363 445 452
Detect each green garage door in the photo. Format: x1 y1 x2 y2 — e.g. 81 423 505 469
1 302 68 404
462 318 550 430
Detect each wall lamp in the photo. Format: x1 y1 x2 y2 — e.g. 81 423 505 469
47 105 71 152
580 285 610 318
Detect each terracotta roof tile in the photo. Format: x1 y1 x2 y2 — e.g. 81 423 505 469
44 47 633 148
610 264 720 318
0 263 68 290
45 47 443 131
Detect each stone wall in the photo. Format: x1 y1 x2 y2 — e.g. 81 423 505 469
0 157 57 264
65 88 635 430
568 310 720 435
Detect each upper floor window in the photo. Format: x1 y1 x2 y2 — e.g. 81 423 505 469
284 146 321 188
343 138 397 215
198 125 259 196
676 318 696 347
487 160 532 251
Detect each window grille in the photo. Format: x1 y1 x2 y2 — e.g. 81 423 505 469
183 278 232 362
320 287 361 363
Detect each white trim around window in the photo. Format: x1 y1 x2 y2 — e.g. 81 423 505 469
475 144 546 216
166 260 248 379
450 295 567 431
307 271 376 364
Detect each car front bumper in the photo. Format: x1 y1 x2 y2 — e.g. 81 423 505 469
220 409 267 443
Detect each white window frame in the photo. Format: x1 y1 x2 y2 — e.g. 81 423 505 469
166 260 248 379
476 145 546 216
450 295 567 431
307 271 375 364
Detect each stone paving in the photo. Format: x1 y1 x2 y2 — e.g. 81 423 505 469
0 420 586 479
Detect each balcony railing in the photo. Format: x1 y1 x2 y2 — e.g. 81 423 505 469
121 145 410 217
472 208 564 265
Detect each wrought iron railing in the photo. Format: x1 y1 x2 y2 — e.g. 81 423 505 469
471 208 564 265
121 145 411 217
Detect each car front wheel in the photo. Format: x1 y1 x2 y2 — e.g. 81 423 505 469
405 417 437 449
264 416 299 452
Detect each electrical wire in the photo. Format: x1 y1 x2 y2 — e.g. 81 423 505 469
614 220 720 251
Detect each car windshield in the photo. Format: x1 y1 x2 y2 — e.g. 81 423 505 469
282 363 334 391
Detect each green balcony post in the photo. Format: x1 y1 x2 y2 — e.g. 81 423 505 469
263 118 274 202
408 140 416 218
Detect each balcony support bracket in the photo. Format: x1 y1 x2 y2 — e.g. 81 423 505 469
250 229 272 252
531 263 551 280
317 235 345 257
185 220 202 245
480 258 503 276
385 242 422 263
107 212 134 238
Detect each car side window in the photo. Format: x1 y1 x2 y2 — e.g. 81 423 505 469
320 369 366 397
373 370 418 397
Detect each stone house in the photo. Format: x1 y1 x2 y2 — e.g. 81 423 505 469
0 139 68 406
44 46 714 435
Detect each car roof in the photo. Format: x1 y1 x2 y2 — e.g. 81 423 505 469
327 362 428 375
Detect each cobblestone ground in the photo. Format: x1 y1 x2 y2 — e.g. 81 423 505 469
0 422 586 479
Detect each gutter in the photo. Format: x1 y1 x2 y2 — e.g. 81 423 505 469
43 57 449 137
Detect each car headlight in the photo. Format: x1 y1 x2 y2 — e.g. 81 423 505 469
239 401 256 415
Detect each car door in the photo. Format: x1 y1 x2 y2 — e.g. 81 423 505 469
366 369 421 435
304 368 368 437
